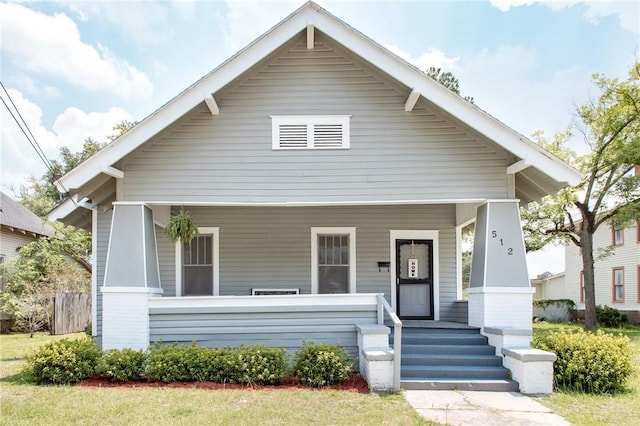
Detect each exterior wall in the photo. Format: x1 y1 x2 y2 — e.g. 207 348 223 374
171 204 463 322
95 207 113 343
531 274 565 300
149 294 378 358
0 228 37 262
565 223 639 318
121 32 510 204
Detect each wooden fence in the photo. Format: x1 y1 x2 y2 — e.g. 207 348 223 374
51 292 91 335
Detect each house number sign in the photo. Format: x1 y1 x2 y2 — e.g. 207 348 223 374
491 230 514 256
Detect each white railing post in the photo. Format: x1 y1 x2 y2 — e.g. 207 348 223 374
376 294 402 392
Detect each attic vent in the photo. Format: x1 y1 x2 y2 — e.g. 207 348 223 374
271 115 350 150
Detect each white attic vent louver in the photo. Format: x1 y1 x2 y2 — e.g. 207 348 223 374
272 115 350 150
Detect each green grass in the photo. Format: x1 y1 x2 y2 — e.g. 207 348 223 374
0 333 433 425
534 322 640 426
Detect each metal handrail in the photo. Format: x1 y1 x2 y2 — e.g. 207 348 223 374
376 294 402 392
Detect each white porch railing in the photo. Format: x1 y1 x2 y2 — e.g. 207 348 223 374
376 293 402 391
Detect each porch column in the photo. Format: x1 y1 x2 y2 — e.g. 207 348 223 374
101 203 163 350
467 200 534 332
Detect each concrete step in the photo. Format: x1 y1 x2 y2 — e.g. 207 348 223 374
393 333 489 346
399 343 496 356
402 379 519 392
401 353 503 367
401 365 510 380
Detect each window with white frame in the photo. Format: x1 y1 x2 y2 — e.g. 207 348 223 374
613 267 624 302
175 227 219 296
271 115 350 150
311 227 356 294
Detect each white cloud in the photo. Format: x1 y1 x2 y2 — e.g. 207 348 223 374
0 3 153 100
383 44 460 72
527 244 565 278
1 88 132 192
489 0 639 33
66 1 175 45
219 0 304 52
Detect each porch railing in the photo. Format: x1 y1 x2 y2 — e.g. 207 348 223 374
376 293 402 391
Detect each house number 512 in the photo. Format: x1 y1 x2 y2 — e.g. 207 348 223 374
491 230 514 255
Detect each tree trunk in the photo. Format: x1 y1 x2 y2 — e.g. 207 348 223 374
581 230 598 330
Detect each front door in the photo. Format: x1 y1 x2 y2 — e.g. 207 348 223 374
396 239 434 319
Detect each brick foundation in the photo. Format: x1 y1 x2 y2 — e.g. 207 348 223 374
574 309 640 325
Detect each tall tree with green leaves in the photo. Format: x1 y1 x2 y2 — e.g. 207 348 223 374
521 63 640 330
16 120 134 217
426 67 475 104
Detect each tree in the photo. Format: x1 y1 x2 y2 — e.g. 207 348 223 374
16 120 135 217
521 62 640 330
426 67 475 104
0 222 91 335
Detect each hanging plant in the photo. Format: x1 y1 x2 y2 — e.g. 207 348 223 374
165 207 198 244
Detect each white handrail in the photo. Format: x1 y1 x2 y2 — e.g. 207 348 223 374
376 294 402 392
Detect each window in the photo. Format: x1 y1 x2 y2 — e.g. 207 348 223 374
612 222 624 246
579 271 585 303
175 227 219 296
271 115 350 149
311 227 356 294
612 267 624 302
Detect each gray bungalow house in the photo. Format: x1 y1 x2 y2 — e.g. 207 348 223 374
50 2 581 392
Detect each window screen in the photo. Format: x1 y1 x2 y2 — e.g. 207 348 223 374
318 234 349 294
183 235 213 295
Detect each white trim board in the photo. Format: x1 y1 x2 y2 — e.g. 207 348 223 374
175 227 220 297
311 227 357 294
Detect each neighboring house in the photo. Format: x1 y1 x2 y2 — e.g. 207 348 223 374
50 2 580 391
0 191 54 290
530 272 566 300
565 221 640 324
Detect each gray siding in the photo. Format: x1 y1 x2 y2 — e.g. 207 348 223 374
156 224 176 297
165 204 464 322
95 207 112 343
149 302 377 357
122 31 509 204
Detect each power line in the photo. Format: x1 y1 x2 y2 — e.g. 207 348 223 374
0 81 76 205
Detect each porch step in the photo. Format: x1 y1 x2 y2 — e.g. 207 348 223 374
390 323 518 392
402 379 519 392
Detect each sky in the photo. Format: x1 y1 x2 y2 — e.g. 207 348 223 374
1 0 639 277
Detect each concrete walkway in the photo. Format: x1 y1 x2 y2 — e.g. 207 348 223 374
404 390 570 426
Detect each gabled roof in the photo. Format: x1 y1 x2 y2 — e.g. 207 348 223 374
55 1 582 197
0 191 53 237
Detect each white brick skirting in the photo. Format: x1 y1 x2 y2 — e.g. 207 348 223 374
356 324 394 392
483 327 532 356
101 287 163 350
468 287 534 331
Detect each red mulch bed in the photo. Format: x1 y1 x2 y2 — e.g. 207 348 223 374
80 373 370 393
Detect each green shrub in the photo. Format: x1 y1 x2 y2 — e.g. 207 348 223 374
596 305 628 328
293 341 352 387
533 329 633 394
99 348 147 382
146 343 287 385
23 337 101 384
84 322 92 336
226 345 287 385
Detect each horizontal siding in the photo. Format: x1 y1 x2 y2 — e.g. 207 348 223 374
95 208 112 342
123 32 508 203
149 303 377 356
156 225 176 297
161 204 462 321
0 229 37 261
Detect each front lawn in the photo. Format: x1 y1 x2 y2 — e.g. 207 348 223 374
534 322 640 426
0 333 432 425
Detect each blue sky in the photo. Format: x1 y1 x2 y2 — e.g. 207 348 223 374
1 0 639 276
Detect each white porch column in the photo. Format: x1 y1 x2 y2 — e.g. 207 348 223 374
101 203 163 350
467 201 534 332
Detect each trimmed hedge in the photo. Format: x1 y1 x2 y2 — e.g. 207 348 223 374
533 329 633 394
23 337 101 384
293 341 352 387
99 348 147 382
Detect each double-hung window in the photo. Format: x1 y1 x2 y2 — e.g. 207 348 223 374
311 227 356 294
612 222 624 246
612 267 624 302
176 227 219 296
